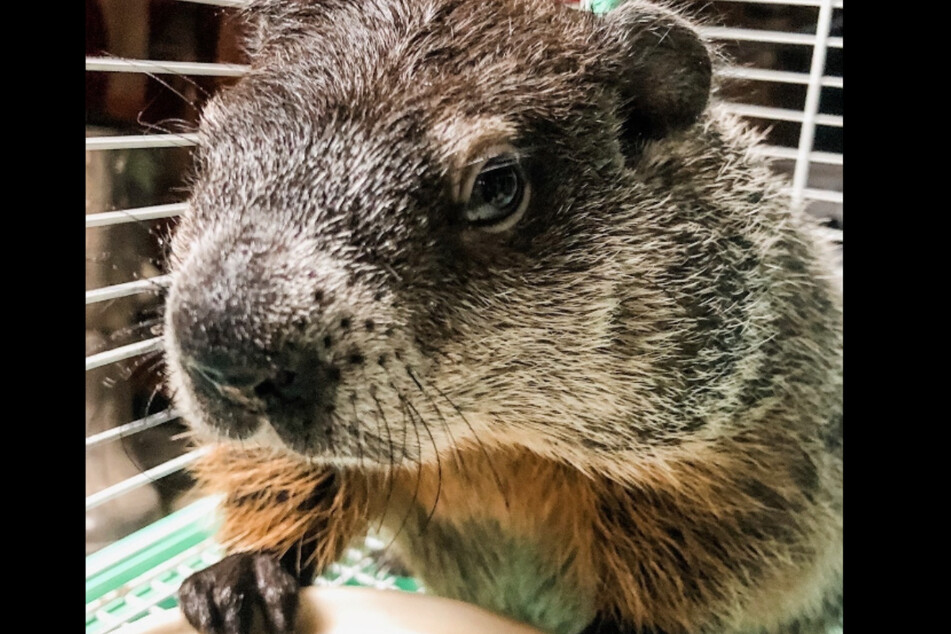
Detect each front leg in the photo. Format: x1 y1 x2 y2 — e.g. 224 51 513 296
177 447 371 634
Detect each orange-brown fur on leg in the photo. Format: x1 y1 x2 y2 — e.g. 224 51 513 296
190 445 373 574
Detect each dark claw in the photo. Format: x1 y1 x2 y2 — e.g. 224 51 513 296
178 552 300 634
251 555 299 632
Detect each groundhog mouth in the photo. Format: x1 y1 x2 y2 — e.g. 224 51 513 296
170 322 461 467
180 351 354 459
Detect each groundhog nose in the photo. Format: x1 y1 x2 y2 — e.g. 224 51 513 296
251 368 313 402
186 352 318 406
190 355 271 392
183 347 340 431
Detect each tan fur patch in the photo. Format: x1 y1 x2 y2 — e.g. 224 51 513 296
190 445 373 572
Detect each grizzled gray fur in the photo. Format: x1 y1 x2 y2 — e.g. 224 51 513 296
164 1 843 633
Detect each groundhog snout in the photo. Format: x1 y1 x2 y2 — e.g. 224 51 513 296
166 246 356 446
170 290 347 447
181 344 340 438
183 350 337 412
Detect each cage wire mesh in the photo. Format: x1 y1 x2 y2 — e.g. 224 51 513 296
84 0 843 630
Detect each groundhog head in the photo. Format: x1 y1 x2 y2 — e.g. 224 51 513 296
164 0 713 466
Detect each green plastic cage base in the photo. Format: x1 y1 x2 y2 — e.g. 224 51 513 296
85 496 422 634
85 501 844 634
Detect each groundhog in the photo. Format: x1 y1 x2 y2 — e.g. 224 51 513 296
162 1 843 632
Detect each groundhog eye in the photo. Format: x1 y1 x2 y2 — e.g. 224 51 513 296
461 153 530 233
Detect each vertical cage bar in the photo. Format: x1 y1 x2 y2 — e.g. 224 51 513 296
791 0 836 207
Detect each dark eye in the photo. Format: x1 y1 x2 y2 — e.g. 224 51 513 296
460 152 530 232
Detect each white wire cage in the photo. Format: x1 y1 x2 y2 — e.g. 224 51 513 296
84 0 843 631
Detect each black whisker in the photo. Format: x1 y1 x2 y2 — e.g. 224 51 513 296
379 392 424 554
370 391 398 532
404 367 469 482
133 60 209 115
136 113 197 137
429 382 510 511
349 393 366 472
402 395 441 535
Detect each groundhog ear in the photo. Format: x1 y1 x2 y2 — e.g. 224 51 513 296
596 1 712 142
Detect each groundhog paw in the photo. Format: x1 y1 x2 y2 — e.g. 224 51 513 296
177 552 299 634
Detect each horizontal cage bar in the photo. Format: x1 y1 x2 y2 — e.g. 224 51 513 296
85 448 209 512
85 56 248 77
86 337 164 372
700 26 842 49
752 145 843 165
795 187 843 204
721 102 842 127
86 409 182 450
86 203 187 228
85 134 199 151
86 276 171 305
719 65 842 89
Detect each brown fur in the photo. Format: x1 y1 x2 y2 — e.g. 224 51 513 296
193 420 840 633
166 1 842 632
190 447 370 574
